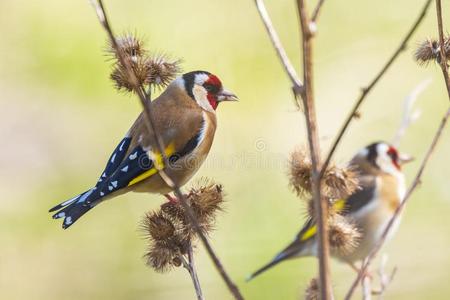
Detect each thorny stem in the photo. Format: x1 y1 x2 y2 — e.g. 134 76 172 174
435 0 450 99
296 1 332 299
344 108 450 300
319 0 433 180
90 1 244 299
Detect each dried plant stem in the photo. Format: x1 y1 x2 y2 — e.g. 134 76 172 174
345 107 450 300
311 0 326 24
297 1 332 299
90 2 243 299
435 0 450 99
181 244 204 300
319 0 433 179
255 0 331 297
391 79 430 147
254 0 304 92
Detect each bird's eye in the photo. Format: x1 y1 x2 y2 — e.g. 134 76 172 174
203 83 218 94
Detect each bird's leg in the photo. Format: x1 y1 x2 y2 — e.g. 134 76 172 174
347 262 373 280
164 193 178 204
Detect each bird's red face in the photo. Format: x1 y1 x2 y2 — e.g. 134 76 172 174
203 74 223 110
181 71 238 112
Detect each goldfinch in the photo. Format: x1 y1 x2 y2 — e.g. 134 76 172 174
49 71 237 229
248 142 413 280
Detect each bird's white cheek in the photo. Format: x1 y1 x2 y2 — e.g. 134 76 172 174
192 85 214 112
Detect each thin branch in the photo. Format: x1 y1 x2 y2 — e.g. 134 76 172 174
296 1 332 299
90 1 243 299
391 79 431 147
311 0 326 24
319 0 433 179
345 107 450 300
254 0 304 93
435 0 450 99
180 245 204 300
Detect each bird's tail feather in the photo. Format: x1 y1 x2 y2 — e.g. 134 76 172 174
247 250 297 282
50 188 101 229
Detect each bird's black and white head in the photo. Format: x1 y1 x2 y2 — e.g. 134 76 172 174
353 142 413 175
175 71 238 112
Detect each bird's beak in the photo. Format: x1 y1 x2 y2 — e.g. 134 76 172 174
217 89 238 102
399 153 414 165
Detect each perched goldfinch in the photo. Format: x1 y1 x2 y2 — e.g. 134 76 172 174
50 71 237 229
248 142 412 280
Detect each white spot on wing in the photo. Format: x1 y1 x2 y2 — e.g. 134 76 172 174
111 181 118 188
119 140 126 151
65 216 72 225
129 152 138 160
121 166 129 172
111 153 117 163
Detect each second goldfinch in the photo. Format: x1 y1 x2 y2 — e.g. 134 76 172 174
50 71 237 229
248 142 412 280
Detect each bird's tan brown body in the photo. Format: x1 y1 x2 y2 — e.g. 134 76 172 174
126 84 216 195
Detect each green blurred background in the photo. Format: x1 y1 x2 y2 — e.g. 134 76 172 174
1 0 449 299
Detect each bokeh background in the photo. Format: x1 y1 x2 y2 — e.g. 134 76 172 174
1 0 449 299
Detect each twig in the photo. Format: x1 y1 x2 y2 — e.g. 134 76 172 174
254 0 304 93
255 0 331 297
391 79 431 147
311 0 326 24
319 0 433 179
180 244 204 300
435 0 450 99
296 1 332 299
345 107 450 300
90 1 244 299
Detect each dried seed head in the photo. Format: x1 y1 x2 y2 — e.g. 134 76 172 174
143 211 175 242
108 33 146 61
289 147 359 199
304 277 319 300
144 243 178 273
146 54 182 89
141 210 189 273
329 215 361 256
414 37 450 66
110 56 151 92
187 178 225 236
161 201 186 223
289 147 313 198
322 164 359 199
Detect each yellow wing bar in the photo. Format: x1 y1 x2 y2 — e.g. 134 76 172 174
299 199 346 242
127 143 176 186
